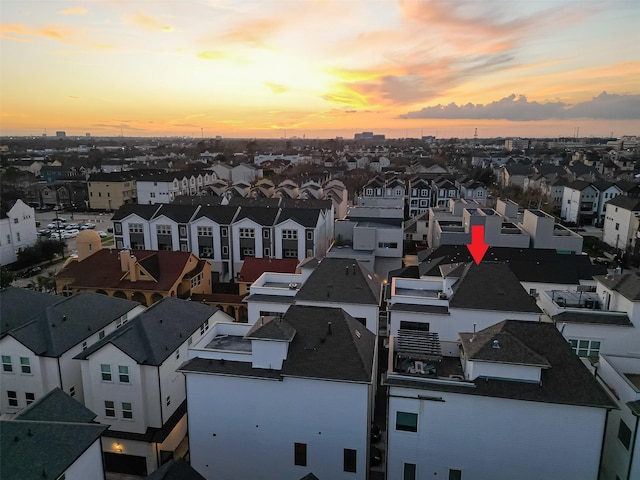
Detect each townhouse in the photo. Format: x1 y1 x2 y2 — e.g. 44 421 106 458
383 321 615 480
431 177 460 208
76 297 231 476
602 195 640 253
111 200 334 282
0 199 38 266
180 305 376 480
407 177 431 218
56 230 212 305
0 289 143 412
136 170 219 205
87 172 139 210
1 388 107 480
561 180 623 225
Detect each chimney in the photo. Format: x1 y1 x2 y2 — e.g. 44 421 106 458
120 249 130 272
352 263 356 275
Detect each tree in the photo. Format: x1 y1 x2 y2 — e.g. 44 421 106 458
40 239 65 264
0 268 13 288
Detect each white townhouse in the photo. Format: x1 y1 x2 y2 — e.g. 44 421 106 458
245 257 381 334
597 354 640 480
180 305 377 480
408 177 431 218
562 180 623 226
113 203 161 250
274 207 331 261
387 261 541 356
137 171 219 205
0 199 38 266
0 290 143 413
602 195 640 252
147 204 199 252
538 272 640 359
2 388 107 480
230 205 279 274
76 297 232 477
383 320 616 480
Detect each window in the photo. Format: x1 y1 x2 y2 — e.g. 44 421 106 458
569 339 600 358
264 247 271 257
129 223 143 234
166 395 171 407
294 443 307 466
2 355 12 372
306 230 313 241
396 411 418 432
421 189 429 197
449 469 463 480
13 218 18 224
263 229 270 239
82 341 87 350
242 247 255 257
69 386 75 397
115 223 122 234
200 246 213 257
239 228 254 238
197 226 213 236
16 233 20 241
175 349 180 360
180 226 187 236
105 400 116 417
618 419 632 450
378 242 398 249
221 227 228 237
615 223 619 230
122 402 133 419
118 365 130 383
157 224 171 235
403 463 417 480
8 390 18 407
101 364 112 382
222 246 229 255
20 357 31 374
284 249 298 258
25 392 35 405
343 449 357 473
365 188 373 196
282 229 298 240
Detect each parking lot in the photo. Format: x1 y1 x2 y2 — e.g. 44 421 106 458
36 210 114 255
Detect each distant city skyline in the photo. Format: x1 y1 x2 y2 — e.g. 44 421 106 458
1 1 639 138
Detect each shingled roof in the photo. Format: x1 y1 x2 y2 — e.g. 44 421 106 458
146 459 206 480
7 292 140 357
76 297 219 365
237 257 299 283
295 258 381 305
17 387 97 424
449 262 541 313
0 287 60 338
112 203 161 221
595 272 640 301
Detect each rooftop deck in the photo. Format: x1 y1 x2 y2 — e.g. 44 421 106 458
205 334 252 352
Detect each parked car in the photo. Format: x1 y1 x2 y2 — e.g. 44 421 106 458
20 266 42 278
37 229 52 237
80 223 96 230
65 223 81 230
47 221 67 229
98 231 108 238
62 229 80 238
49 232 61 240
370 445 383 466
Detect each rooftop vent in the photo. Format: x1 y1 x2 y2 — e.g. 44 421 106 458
327 322 332 335
492 339 500 349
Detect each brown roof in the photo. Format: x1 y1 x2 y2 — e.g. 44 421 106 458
57 249 199 293
237 256 299 283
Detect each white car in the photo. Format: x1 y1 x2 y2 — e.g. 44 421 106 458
98 231 108 238
80 223 96 230
62 229 80 238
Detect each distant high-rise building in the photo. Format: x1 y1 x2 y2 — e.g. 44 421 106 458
354 131 385 141
85 132 91 138
56 131 66 138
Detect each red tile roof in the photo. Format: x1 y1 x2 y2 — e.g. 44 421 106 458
58 249 200 293
237 257 298 283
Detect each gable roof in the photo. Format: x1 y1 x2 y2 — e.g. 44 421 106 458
595 273 640 301
237 257 299 283
7 292 140 357
276 207 321 227
606 195 640 211
0 287 60 338
153 204 200 223
146 459 206 480
234 205 281 225
193 205 240 224
76 297 219 365
57 249 199 292
17 387 97 424
449 262 541 313
295 258 381 305
246 315 297 341
112 203 162 221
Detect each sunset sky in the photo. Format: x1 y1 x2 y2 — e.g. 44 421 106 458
1 0 639 139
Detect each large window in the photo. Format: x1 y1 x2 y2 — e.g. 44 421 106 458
282 229 298 240
7 390 18 407
20 357 31 374
378 242 398 249
25 392 35 405
197 226 213 236
105 400 116 418
284 249 298 258
294 443 307 466
239 228 254 238
156 224 171 235
618 419 632 450
118 365 130 383
404 463 417 480
101 364 112 382
2 355 12 372
122 402 133 419
569 339 600 358
129 223 143 234
396 412 418 432
343 449 357 473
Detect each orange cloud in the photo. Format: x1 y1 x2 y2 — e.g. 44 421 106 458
265 82 289 94
58 7 88 16
214 17 286 48
0 23 87 45
127 12 173 32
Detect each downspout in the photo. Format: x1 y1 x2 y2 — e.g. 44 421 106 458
57 357 63 391
598 408 611 479
157 366 164 424
627 414 639 480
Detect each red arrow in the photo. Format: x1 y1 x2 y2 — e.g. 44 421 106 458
466 225 489 265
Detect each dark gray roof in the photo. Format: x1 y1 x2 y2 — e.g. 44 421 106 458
227 197 281 208
449 262 541 313
172 195 225 206
8 292 141 357
595 273 640 301
193 205 240 224
276 208 321 227
234 205 280 225
553 311 632 326
1 420 106 480
146 459 206 480
77 297 219 365
243 294 296 304
385 320 616 409
0 287 60 338
295 258 381 305
460 323 551 367
154 204 200 223
389 304 450 314
280 198 332 210
112 203 162 221
17 388 97 424
280 306 375 383
606 195 640 210
89 171 141 182
246 316 297 341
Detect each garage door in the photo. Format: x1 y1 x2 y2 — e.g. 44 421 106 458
104 452 148 476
